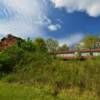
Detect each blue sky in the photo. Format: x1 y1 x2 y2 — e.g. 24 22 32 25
0 0 100 46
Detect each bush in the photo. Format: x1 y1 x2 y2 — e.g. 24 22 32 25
0 45 24 73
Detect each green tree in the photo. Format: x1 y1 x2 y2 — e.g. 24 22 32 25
75 42 85 50
46 38 59 52
58 44 69 51
0 45 24 73
81 35 100 49
34 38 47 52
21 38 36 51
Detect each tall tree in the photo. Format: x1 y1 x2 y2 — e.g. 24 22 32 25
81 35 100 49
21 38 36 51
34 38 47 52
58 44 69 51
46 38 59 52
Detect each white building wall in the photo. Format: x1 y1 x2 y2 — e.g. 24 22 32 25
81 53 90 56
56 51 100 58
57 53 75 57
93 52 100 56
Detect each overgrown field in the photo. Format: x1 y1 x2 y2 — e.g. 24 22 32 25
0 81 99 100
0 39 100 99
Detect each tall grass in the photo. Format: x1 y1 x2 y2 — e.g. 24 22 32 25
1 57 100 97
0 81 99 100
0 44 100 99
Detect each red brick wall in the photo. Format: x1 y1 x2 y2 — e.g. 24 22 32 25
0 37 17 51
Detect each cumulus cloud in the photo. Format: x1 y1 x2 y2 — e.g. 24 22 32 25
51 0 100 17
59 33 84 46
48 24 61 31
0 0 50 38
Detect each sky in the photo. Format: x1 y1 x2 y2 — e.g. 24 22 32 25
0 0 100 46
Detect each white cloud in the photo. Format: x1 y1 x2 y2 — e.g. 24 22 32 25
51 0 100 17
48 24 61 31
59 33 84 46
0 0 50 38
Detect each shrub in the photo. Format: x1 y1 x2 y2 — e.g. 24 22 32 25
0 45 24 73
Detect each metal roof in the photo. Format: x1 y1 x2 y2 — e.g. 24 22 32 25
50 49 100 54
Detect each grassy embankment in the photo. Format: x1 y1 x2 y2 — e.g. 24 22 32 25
0 40 100 100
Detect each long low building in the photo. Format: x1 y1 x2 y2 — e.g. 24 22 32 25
50 49 100 59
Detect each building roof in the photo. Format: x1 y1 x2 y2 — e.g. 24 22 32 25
50 49 100 54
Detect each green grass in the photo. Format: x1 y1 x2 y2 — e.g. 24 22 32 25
0 82 54 100
1 44 100 100
0 81 99 100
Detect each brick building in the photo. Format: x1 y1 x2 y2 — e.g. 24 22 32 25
0 34 22 51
